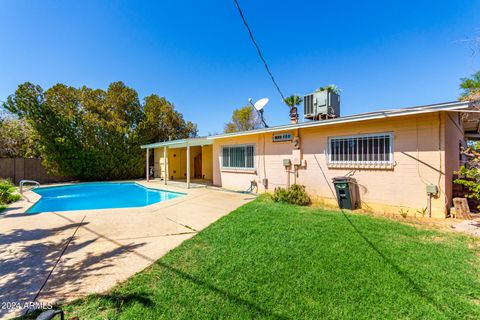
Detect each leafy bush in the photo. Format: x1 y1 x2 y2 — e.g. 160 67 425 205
273 184 311 206
0 117 40 158
454 146 480 209
455 166 480 209
0 179 20 205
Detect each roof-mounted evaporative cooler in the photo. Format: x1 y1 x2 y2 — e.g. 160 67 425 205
304 90 340 120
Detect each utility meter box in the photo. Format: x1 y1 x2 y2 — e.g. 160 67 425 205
426 184 438 195
292 149 302 165
283 159 291 167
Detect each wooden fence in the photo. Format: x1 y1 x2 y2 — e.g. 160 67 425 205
0 158 70 185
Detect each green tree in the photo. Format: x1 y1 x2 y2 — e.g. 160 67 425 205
283 95 302 109
454 72 480 208
3 82 197 180
460 71 480 101
224 105 261 133
283 95 303 120
455 146 480 209
0 116 40 158
316 84 341 94
137 94 197 144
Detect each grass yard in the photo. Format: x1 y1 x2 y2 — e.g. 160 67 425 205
58 197 480 319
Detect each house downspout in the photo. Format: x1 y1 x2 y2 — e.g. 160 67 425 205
294 128 301 185
428 112 443 218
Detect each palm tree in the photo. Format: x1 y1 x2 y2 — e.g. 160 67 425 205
460 71 480 101
283 95 303 122
316 84 341 94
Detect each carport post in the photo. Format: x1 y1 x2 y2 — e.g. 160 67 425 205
163 146 167 185
146 147 149 181
186 141 190 189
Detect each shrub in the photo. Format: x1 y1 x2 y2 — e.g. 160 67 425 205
273 184 311 206
0 179 21 205
454 146 480 210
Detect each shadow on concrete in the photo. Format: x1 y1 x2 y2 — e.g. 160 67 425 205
0 220 146 319
0 207 23 217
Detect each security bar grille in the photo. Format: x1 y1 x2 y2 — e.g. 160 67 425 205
328 133 393 165
222 145 255 169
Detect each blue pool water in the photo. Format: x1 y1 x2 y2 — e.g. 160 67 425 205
27 182 183 213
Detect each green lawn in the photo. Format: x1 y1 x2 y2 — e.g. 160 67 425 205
61 197 480 319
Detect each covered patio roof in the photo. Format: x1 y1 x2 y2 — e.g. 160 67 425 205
142 137 212 188
141 137 212 149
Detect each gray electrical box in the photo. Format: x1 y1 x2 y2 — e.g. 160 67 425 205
426 184 438 195
304 90 340 120
283 159 291 167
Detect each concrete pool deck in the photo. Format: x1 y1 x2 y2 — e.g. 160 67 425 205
0 181 255 319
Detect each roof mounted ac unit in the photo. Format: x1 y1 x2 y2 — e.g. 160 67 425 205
304 91 340 120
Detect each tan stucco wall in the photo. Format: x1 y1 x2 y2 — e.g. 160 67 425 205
212 112 461 218
202 145 213 180
153 148 164 178
444 112 464 209
153 145 212 181
169 146 201 180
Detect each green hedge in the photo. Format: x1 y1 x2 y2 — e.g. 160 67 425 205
0 179 20 208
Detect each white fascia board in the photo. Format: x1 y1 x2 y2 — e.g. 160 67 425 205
208 101 471 140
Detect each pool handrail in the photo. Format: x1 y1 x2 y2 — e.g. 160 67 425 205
20 180 40 194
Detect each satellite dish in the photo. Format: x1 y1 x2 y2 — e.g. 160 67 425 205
254 98 269 111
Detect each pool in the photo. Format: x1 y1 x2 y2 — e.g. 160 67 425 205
27 182 183 213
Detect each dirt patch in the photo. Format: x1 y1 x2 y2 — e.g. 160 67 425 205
451 220 480 237
310 202 480 236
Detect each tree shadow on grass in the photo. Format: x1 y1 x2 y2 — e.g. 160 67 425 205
312 152 453 317
90 292 154 310
340 212 452 317
156 261 289 320
64 261 288 319
23 293 154 319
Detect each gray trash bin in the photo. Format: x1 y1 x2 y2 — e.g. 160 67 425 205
332 177 359 210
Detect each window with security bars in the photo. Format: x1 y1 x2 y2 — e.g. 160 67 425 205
328 133 393 165
222 145 255 169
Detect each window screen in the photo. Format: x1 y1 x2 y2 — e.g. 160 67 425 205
221 145 255 169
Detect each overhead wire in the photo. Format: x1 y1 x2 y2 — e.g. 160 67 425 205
232 0 286 101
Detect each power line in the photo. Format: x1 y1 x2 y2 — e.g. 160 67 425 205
232 0 286 101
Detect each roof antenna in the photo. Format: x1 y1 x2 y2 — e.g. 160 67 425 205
249 97 269 128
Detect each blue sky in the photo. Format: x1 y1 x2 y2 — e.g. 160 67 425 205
1 1 479 135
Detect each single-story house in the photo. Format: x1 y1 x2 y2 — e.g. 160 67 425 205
141 100 479 218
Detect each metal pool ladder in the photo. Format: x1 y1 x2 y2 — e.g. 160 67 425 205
20 180 40 194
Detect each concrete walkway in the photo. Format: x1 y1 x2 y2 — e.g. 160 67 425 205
451 218 480 237
0 181 254 319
